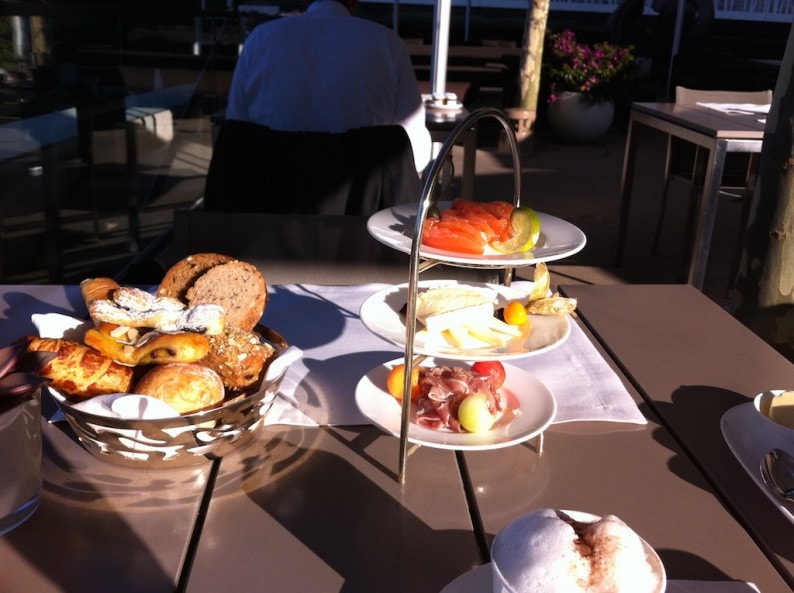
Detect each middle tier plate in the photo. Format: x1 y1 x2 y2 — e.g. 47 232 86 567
360 280 571 361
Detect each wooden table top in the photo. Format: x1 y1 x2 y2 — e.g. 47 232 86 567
631 102 767 140
1 283 791 592
560 283 794 590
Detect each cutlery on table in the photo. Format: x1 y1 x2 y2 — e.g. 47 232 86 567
760 448 794 501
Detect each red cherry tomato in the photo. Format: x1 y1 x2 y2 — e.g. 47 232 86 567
470 361 506 389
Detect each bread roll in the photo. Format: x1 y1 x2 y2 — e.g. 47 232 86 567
201 326 275 392
157 253 234 301
84 328 210 365
135 363 225 414
186 261 267 331
26 337 135 400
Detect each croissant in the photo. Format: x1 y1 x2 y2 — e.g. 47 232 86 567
26 337 134 400
84 328 210 366
81 277 121 308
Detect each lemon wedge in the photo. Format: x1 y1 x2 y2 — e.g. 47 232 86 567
490 207 541 254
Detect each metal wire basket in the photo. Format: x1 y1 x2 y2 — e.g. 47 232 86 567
50 326 290 469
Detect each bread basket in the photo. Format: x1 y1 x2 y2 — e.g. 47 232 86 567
34 314 292 469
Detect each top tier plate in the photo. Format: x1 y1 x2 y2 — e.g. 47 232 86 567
367 202 587 267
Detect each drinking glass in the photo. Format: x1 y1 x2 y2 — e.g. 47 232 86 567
0 394 42 535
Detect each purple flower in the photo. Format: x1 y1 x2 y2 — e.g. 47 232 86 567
546 29 637 105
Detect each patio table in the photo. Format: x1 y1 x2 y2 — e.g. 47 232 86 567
560 283 794 590
614 101 766 289
0 282 790 592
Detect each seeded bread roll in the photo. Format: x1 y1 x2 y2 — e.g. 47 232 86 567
185 261 267 331
201 326 275 392
157 253 233 301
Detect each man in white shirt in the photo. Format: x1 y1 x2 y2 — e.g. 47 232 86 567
226 0 432 174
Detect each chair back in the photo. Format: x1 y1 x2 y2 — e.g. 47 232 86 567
674 86 772 106
203 120 422 216
167 209 494 285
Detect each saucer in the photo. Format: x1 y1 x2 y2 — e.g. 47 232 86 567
721 402 794 523
439 564 490 593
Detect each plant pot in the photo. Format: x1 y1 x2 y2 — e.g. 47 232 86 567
546 92 615 144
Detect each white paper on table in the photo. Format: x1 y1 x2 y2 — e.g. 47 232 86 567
667 580 760 593
696 102 771 115
260 283 647 427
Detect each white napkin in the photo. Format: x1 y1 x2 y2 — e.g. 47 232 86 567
516 314 647 425
260 283 647 427
667 581 760 592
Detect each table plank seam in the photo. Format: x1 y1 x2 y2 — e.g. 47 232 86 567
174 459 221 593
455 450 492 564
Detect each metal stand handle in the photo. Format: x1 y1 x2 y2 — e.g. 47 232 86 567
398 107 523 484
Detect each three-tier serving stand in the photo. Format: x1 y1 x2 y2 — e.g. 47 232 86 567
368 107 577 483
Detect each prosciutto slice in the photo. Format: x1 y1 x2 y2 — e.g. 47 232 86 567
414 365 507 432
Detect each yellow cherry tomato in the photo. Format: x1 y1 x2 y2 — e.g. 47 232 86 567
503 301 528 326
386 364 421 401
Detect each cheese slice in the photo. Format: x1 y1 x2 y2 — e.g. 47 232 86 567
415 286 496 333
421 302 494 333
416 286 494 315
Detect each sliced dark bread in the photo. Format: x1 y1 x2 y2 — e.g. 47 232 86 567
157 253 233 301
185 261 267 331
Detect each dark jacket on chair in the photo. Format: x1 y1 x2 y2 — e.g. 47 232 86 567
203 120 422 215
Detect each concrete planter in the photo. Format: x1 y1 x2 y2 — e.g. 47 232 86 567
546 91 615 143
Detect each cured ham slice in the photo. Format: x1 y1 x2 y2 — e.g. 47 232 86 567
414 365 508 432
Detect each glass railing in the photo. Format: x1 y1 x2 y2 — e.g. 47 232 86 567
0 2 280 283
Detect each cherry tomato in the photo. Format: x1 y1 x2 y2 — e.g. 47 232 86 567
503 301 528 326
470 360 506 389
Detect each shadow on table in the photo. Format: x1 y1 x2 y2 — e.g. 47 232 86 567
238 435 479 593
638 386 746 494
644 386 794 567
655 549 734 582
5 423 206 593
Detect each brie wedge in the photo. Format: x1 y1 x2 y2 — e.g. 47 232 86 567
414 286 527 349
415 287 495 333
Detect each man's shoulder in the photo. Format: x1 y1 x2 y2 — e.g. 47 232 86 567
246 18 283 37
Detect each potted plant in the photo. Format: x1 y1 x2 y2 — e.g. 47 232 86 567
544 29 638 143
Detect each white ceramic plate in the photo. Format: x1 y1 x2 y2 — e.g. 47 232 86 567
721 400 794 523
366 201 586 267
359 280 571 361
441 511 665 593
355 357 556 451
